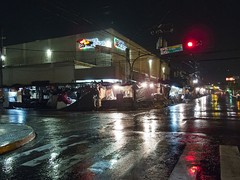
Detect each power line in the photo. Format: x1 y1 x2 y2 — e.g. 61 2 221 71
198 56 240 62
40 0 154 56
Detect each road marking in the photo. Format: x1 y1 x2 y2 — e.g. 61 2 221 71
89 137 162 179
6 132 238 179
22 154 50 166
220 145 240 180
14 135 80 158
21 140 88 167
21 133 128 168
169 144 203 180
57 135 131 178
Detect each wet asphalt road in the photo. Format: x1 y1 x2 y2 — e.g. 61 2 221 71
0 94 240 179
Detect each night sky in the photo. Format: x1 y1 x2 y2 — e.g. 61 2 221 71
1 0 240 85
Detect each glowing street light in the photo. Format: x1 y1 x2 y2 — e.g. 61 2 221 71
0 55 5 61
148 59 153 65
46 49 52 58
193 79 198 84
46 49 53 62
148 59 153 78
162 66 165 73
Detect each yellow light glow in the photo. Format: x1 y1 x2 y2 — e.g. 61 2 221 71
162 67 165 73
141 82 147 88
149 83 154 88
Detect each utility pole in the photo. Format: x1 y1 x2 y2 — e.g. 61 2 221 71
125 48 130 82
0 28 6 87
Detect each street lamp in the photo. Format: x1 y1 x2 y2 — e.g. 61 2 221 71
1 55 6 61
0 53 5 87
46 49 52 62
124 49 153 81
148 59 153 79
162 66 165 80
0 29 6 87
46 49 52 57
193 79 198 84
0 55 3 87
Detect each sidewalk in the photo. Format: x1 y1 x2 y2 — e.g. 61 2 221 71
0 123 36 154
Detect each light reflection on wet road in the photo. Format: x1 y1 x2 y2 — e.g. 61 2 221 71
1 94 240 179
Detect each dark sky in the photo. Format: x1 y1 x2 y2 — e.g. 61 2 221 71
1 0 240 85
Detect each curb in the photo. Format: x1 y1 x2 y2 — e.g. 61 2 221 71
0 130 36 155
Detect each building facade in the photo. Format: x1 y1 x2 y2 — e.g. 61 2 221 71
3 28 169 86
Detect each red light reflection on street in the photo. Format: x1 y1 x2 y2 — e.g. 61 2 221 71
185 154 195 162
185 150 201 177
189 165 200 175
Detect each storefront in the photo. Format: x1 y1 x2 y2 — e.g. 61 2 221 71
2 28 171 110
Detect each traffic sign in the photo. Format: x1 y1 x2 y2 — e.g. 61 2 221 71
160 44 183 55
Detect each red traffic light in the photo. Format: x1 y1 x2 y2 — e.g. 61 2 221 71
187 41 193 47
184 40 202 49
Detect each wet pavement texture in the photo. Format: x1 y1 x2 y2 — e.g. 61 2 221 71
0 94 240 179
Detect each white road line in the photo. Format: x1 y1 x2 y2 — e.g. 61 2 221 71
21 140 88 167
21 134 127 168
169 144 203 180
56 136 130 178
92 138 161 178
22 154 50 167
220 145 240 180
58 154 86 178
15 135 81 158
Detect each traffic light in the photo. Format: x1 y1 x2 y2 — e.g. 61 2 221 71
184 40 202 50
187 41 194 47
187 40 202 48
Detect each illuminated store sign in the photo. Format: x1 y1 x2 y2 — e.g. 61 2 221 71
77 38 112 50
77 37 127 51
114 37 127 51
77 39 93 48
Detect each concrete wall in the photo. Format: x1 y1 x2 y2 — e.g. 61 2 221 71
74 66 117 80
3 62 74 86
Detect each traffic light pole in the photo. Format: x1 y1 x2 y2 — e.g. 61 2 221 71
129 52 152 81
0 53 2 87
0 29 4 87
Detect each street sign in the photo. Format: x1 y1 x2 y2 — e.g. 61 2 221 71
160 44 183 55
